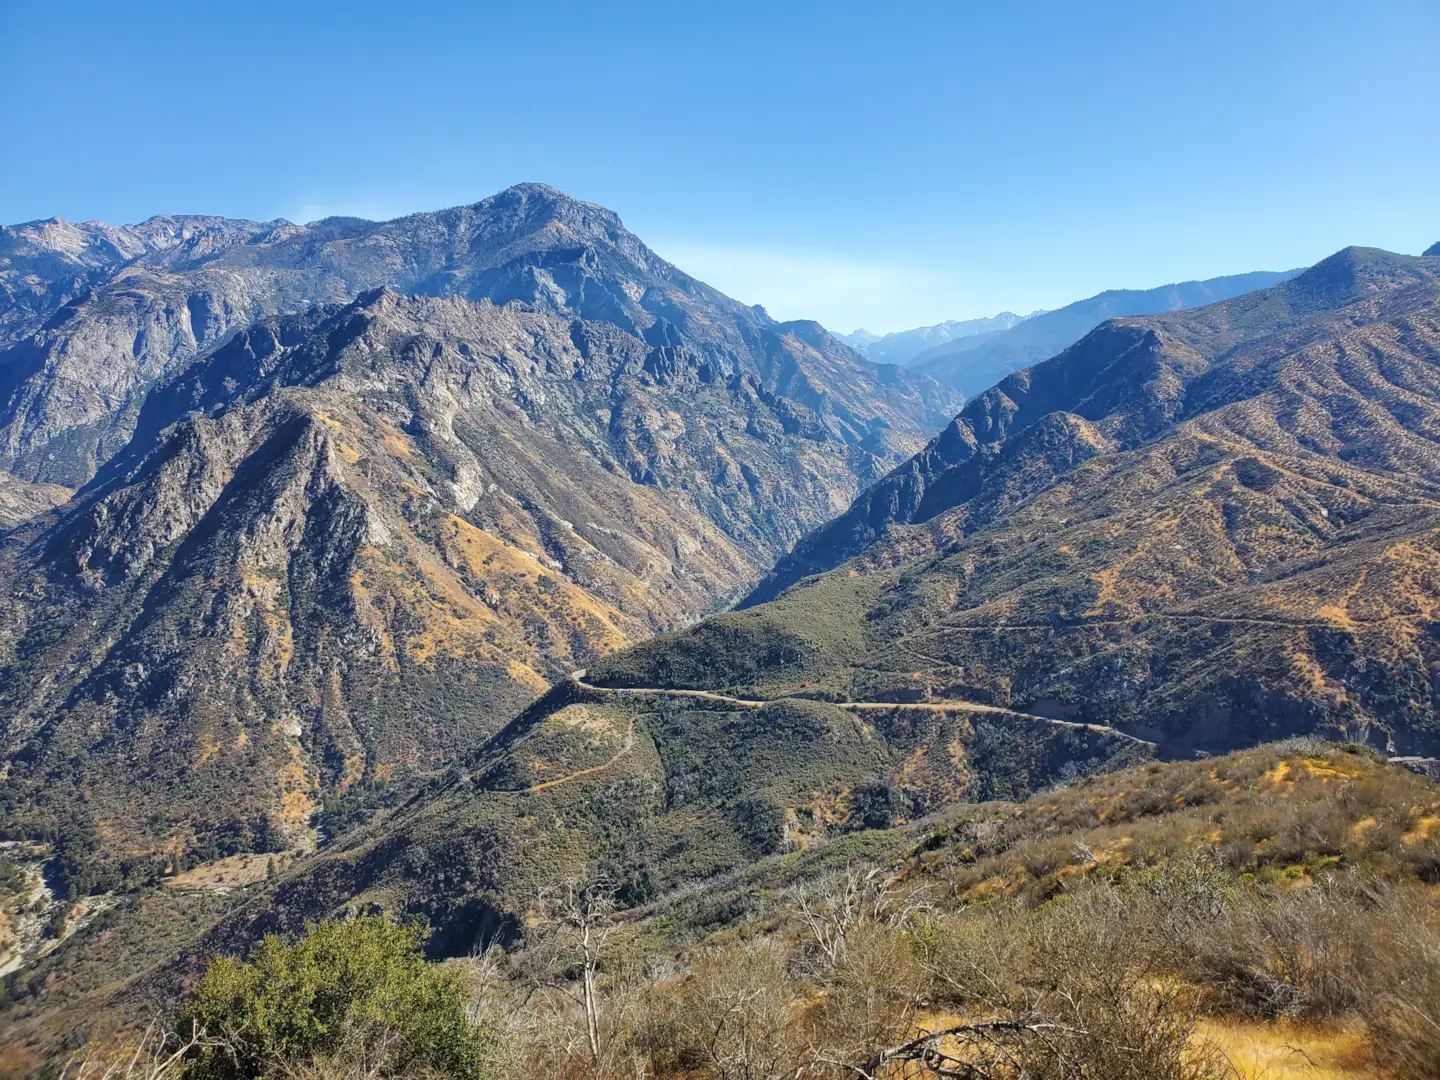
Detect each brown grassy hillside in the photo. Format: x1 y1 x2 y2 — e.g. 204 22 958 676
621 248 1440 755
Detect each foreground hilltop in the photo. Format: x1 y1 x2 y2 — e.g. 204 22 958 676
5 739 1437 1078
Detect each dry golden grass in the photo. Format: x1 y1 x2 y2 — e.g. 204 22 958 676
164 851 297 893
1194 1018 1378 1079
868 1017 1377 1080
918 746 1440 908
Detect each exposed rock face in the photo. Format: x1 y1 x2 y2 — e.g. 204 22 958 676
0 184 960 486
0 214 278 350
0 275 958 867
0 472 70 528
625 247 1440 755
0 185 960 871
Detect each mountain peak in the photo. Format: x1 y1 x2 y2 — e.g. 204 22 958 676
491 180 569 200
470 181 625 232
1279 245 1436 314
1425 241 1440 257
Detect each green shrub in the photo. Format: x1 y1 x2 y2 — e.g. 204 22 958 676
181 916 499 1079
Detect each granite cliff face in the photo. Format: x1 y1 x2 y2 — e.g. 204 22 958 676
0 188 960 875
0 214 279 349
0 184 959 486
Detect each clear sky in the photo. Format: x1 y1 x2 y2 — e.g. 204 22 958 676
2 1 1436 333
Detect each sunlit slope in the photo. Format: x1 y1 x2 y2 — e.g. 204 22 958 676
629 248 1440 753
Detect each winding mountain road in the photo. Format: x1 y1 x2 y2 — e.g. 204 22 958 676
568 673 1155 747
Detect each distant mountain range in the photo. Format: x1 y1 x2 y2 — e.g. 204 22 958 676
838 311 1028 366
907 269 1303 397
842 270 1302 400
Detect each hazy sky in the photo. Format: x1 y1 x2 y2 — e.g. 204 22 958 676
3 1 1436 333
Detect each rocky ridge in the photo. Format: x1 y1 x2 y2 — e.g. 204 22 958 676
909 268 1301 397
0 184 959 486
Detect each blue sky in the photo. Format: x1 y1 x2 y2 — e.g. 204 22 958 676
2 1 1436 333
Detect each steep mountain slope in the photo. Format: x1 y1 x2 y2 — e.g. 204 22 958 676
0 272 954 881
910 268 1300 397
626 247 1440 755
0 184 959 486
840 312 1026 366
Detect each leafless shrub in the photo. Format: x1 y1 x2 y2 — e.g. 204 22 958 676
1021 891 1224 1080
1360 885 1440 1080
1174 877 1376 1019
912 902 1027 1012
511 879 652 1080
789 864 924 972
59 1021 225 1080
861 884 1226 1080
270 1025 436 1080
641 938 808 1080
785 864 931 1069
807 920 928 1071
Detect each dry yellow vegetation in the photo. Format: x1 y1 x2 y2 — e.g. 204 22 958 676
1194 1018 1378 1080
165 851 298 893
